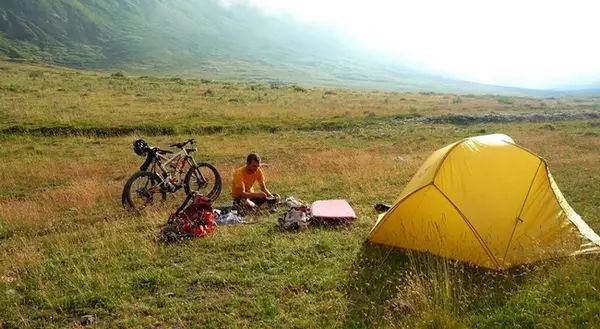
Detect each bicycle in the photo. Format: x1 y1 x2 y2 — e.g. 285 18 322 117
121 138 222 210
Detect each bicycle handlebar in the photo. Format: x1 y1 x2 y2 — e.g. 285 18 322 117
169 138 196 149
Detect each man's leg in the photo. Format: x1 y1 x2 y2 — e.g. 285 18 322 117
234 196 257 215
234 194 280 215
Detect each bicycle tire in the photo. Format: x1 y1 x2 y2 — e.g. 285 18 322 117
183 162 222 201
122 170 167 210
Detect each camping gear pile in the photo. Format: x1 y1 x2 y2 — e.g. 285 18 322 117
278 197 357 231
157 192 359 242
278 197 311 231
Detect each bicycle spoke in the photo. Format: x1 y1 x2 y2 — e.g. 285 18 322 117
129 175 164 209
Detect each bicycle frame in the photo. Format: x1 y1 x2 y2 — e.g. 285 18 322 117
157 151 196 177
141 143 200 185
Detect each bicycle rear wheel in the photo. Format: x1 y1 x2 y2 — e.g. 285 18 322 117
122 171 167 210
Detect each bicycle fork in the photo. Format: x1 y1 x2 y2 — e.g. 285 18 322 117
186 157 208 188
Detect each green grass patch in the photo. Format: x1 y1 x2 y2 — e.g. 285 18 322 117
1 62 600 328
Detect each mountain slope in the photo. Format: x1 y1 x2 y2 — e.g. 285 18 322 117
0 0 570 94
0 0 375 68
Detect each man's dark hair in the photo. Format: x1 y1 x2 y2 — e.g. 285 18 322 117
246 153 261 165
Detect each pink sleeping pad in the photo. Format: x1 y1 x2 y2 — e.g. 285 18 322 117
310 199 357 222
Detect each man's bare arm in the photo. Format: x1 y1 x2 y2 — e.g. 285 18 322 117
259 181 272 197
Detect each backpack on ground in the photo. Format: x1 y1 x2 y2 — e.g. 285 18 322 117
157 192 216 243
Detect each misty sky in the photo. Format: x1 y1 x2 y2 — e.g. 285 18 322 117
219 0 600 89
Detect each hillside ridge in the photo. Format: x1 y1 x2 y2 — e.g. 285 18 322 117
0 0 596 95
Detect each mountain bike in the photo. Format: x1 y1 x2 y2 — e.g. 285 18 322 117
121 138 222 210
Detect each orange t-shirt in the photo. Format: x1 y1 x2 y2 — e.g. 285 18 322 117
231 166 264 199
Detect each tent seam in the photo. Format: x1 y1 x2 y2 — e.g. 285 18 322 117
501 140 545 163
366 184 431 239
432 184 501 269
503 159 543 261
430 140 465 183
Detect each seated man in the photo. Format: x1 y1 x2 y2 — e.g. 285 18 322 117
231 153 278 213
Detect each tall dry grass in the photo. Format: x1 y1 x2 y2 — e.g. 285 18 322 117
1 61 593 133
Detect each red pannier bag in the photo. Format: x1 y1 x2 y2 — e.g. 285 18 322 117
160 192 216 242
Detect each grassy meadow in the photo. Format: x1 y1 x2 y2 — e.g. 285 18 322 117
1 61 600 328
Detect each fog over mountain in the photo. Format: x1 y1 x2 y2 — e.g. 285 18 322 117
1 0 598 94
223 0 600 91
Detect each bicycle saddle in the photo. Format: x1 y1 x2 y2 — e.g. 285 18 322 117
154 147 173 154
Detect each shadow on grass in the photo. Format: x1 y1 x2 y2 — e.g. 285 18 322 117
342 242 536 329
264 220 355 235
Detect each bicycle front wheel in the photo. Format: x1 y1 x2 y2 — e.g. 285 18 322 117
184 162 222 201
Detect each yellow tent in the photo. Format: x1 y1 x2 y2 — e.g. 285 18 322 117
367 133 600 270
